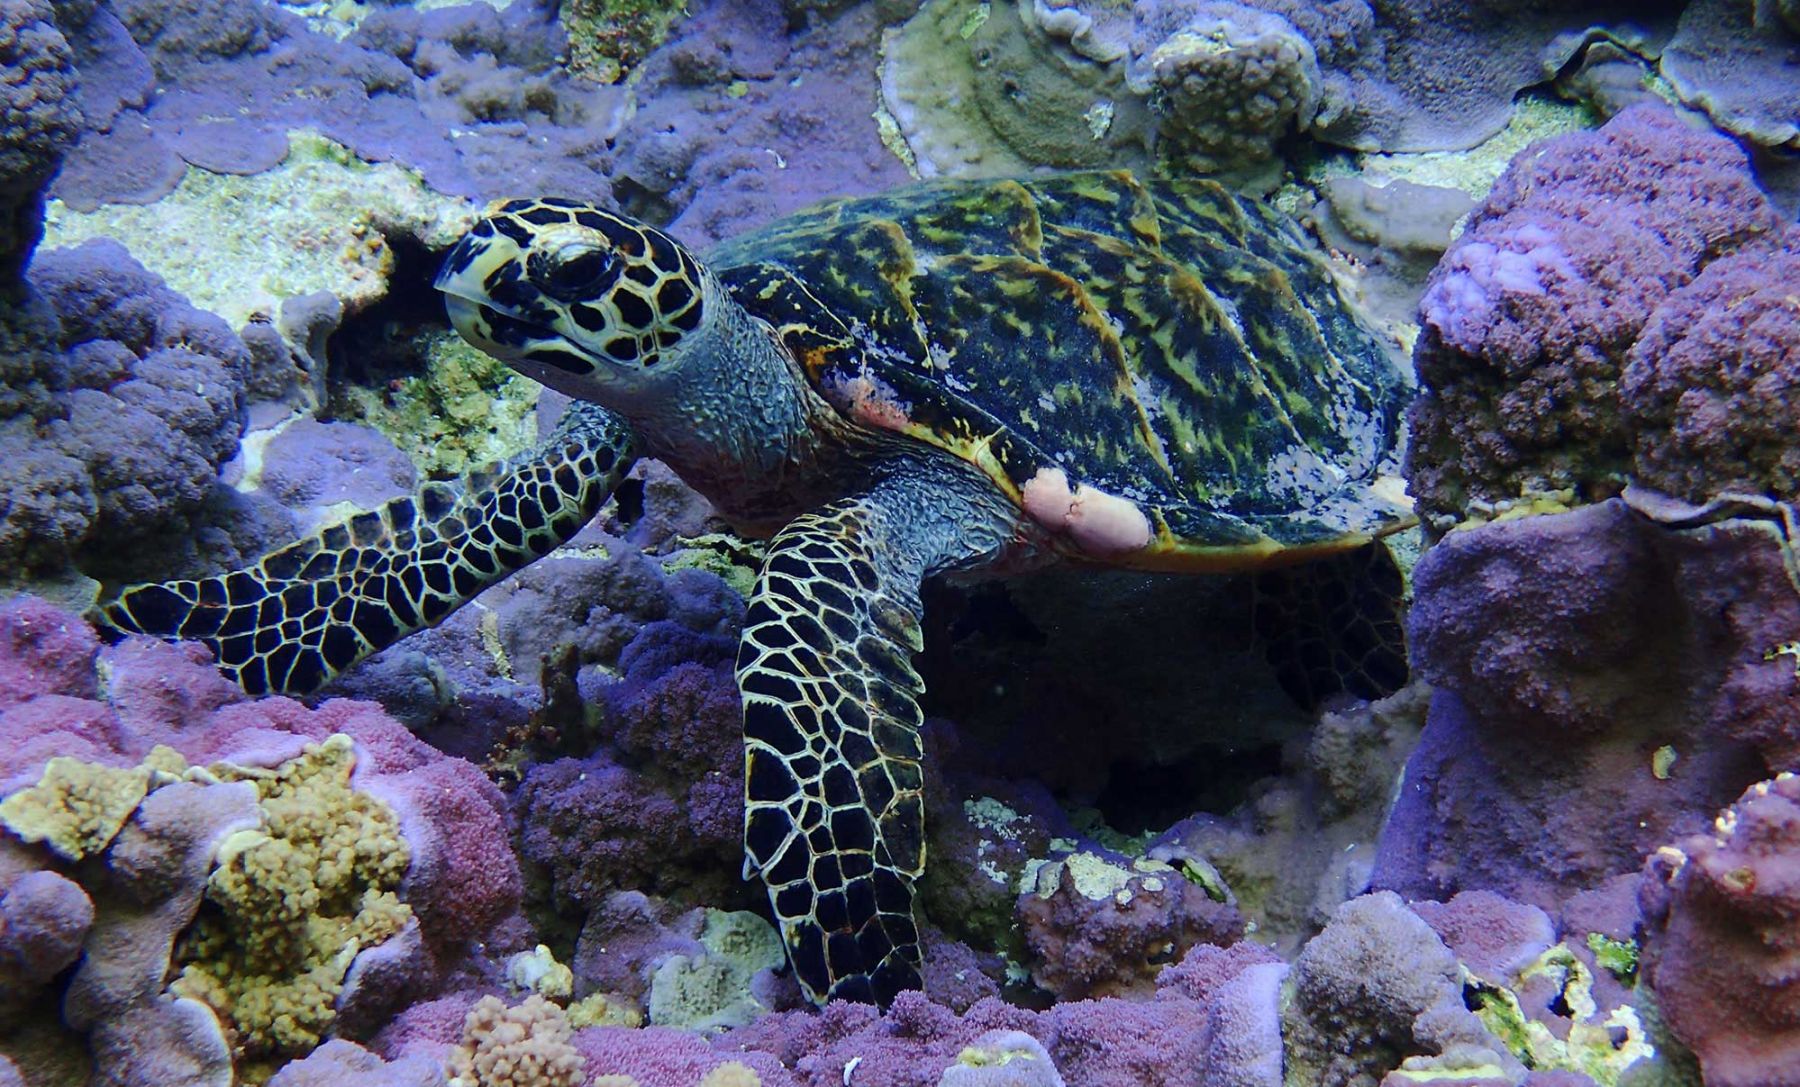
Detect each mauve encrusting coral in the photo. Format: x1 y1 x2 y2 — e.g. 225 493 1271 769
1639 774 1800 1087
51 0 617 209
1375 500 1795 912
1406 104 1784 530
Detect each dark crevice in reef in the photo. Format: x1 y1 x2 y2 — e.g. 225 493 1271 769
1090 742 1286 838
324 230 453 403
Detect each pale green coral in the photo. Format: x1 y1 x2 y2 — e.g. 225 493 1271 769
336 328 543 477
661 534 766 599
561 0 689 85
646 909 784 1033
172 735 412 1056
1588 933 1639 981
42 131 474 330
0 757 152 861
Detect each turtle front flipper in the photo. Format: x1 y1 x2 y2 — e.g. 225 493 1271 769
96 401 638 696
737 457 1020 1007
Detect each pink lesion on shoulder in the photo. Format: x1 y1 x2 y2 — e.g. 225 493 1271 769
821 363 914 432
1020 466 1152 556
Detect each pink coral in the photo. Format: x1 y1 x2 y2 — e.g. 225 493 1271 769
1640 774 1800 1087
0 596 99 711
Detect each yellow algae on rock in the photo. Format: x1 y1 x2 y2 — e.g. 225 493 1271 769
172 734 413 1056
0 757 152 861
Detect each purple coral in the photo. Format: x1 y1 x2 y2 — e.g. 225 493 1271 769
0 0 80 286
1377 499 1800 913
1621 227 1800 505
1016 851 1243 1001
1407 104 1783 528
0 239 248 574
1640 774 1800 1087
52 0 616 208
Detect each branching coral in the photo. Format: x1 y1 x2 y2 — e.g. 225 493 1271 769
173 735 412 1056
446 995 585 1087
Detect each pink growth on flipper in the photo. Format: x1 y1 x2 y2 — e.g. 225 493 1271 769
821 365 912 430
1021 467 1151 556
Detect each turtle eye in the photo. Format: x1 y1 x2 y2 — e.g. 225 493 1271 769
530 244 617 302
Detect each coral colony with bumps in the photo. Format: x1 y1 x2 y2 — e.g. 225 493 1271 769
1 0 1798 1084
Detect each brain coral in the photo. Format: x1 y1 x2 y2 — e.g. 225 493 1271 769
1406 104 1783 528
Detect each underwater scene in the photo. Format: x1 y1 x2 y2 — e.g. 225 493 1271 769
1 0 1798 1083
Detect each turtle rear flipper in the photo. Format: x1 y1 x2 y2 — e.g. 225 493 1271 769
737 455 1018 1007
96 401 637 696
1253 539 1409 710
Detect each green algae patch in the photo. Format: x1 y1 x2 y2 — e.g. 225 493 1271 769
173 735 413 1057
662 533 766 600
336 328 543 477
42 132 473 330
1587 933 1639 982
562 0 688 84
1468 943 1654 1086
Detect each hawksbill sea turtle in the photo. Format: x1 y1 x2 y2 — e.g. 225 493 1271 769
101 170 1416 1007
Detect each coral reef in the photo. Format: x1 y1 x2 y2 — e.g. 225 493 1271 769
5 2 1798 1084
0 0 80 289
1376 499 1799 911
1621 226 1800 506
1016 850 1243 1000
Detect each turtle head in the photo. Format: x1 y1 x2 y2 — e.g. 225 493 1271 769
435 198 707 401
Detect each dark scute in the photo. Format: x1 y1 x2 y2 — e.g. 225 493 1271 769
450 564 482 598
815 890 849 933
284 650 328 694
831 808 875 852
656 276 694 314
235 657 270 696
767 838 810 885
570 303 608 332
492 216 533 247
746 807 790 866
747 750 799 802
776 881 812 918
352 601 402 647
612 288 654 331
525 348 596 376
792 926 829 994
741 669 803 704
826 933 865 985
116 584 187 633
519 206 573 226
872 867 912 914
744 700 807 753
822 764 859 807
